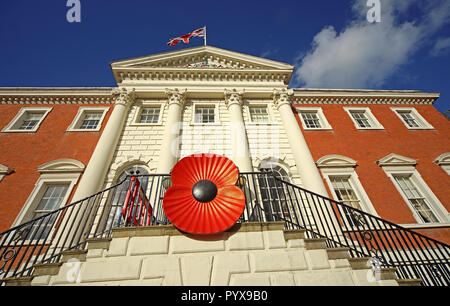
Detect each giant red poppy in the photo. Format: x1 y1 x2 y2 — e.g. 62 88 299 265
162 153 245 234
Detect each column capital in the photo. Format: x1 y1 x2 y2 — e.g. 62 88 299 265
165 88 187 107
272 88 294 110
224 88 245 109
111 88 136 107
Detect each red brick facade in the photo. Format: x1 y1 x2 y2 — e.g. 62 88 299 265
0 104 111 232
293 103 450 244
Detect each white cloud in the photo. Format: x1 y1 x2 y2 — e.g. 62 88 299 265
294 0 450 88
431 37 450 56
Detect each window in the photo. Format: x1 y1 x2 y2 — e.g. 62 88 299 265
329 177 366 227
344 107 384 130
317 154 379 224
249 106 269 123
2 107 52 133
11 159 85 237
393 175 439 223
79 112 102 130
106 165 150 230
27 184 69 240
258 163 291 222
296 107 332 130
377 153 448 225
66 107 109 132
391 107 433 130
139 107 160 124
195 106 215 124
301 112 321 128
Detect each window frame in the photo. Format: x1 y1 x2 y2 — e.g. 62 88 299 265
66 106 109 132
391 107 434 130
295 107 332 130
378 154 448 224
131 102 165 126
11 159 85 243
247 104 271 124
343 107 384 130
1 107 52 133
191 102 220 125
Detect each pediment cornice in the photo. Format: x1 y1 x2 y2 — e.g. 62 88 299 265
111 46 294 85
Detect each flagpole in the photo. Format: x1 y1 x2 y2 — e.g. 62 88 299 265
204 26 207 46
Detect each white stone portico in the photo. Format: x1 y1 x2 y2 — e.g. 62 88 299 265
74 46 328 201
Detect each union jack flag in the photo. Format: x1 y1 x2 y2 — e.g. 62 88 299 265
167 27 206 47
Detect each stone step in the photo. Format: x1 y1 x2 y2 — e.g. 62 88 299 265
86 237 112 250
304 238 328 250
61 249 88 262
348 257 373 270
326 247 350 259
397 278 422 286
283 229 306 240
3 276 33 286
377 268 398 280
33 262 62 276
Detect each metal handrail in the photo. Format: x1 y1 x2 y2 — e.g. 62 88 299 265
0 172 448 286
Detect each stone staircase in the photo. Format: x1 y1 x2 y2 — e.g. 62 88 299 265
4 222 422 286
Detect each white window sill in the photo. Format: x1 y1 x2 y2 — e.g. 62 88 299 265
1 129 39 133
129 122 163 127
403 127 435 130
354 127 385 130
303 127 333 131
190 122 221 126
398 222 450 229
246 122 280 126
66 128 102 132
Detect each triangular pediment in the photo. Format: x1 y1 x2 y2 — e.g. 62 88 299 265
111 46 294 71
377 154 417 167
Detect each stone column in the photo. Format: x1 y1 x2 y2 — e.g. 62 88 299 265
224 89 253 172
71 88 135 202
272 89 328 197
57 88 134 248
156 88 187 173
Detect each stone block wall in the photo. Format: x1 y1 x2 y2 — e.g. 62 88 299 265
28 222 402 286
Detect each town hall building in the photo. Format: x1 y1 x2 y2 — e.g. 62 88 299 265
0 46 448 286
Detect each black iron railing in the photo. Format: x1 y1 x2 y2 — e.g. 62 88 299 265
0 172 449 286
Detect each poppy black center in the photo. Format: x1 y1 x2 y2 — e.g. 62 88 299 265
192 180 217 203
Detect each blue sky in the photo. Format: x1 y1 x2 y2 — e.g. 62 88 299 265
0 0 449 114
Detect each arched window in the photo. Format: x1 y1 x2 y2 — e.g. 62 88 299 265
258 162 290 222
105 165 150 230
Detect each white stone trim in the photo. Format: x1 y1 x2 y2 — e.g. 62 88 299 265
317 154 357 168
378 158 449 224
295 107 332 130
434 152 450 175
11 159 84 228
1 107 52 133
0 163 12 182
343 107 384 130
37 159 85 174
130 101 165 126
317 155 379 217
190 101 221 125
66 106 109 132
376 153 417 168
390 107 434 130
